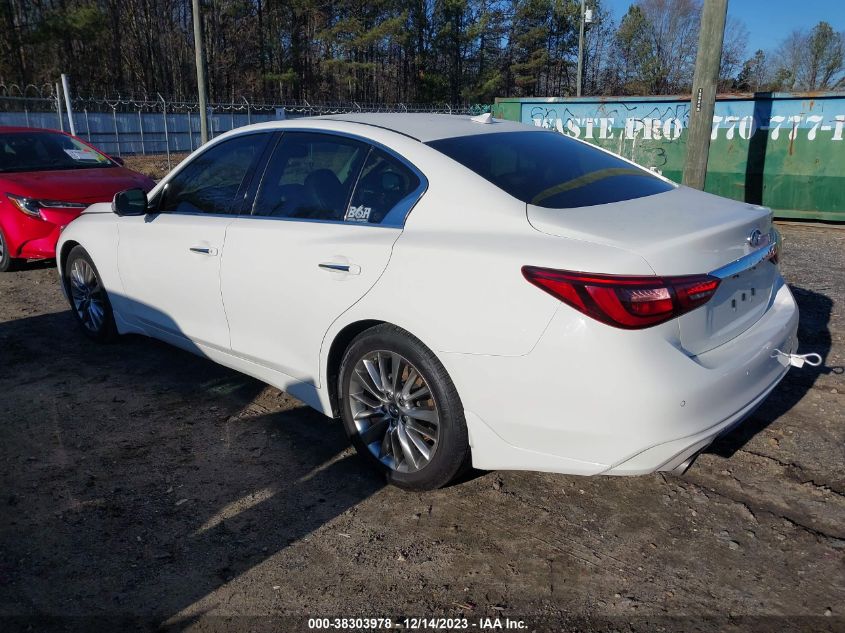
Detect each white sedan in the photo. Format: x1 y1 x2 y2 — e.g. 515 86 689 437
57 113 799 490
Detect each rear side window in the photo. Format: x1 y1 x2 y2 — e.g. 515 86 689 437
253 132 368 221
347 148 421 225
427 131 673 209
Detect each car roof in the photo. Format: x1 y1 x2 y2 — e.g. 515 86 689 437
310 113 541 142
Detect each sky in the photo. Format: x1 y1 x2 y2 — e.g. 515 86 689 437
600 0 845 56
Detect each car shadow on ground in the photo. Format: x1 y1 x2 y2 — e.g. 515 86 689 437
707 284 841 458
0 308 385 628
12 258 56 272
2 283 838 628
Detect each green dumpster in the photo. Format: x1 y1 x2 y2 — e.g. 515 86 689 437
493 92 845 222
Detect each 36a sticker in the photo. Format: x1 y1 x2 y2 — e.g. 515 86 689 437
345 204 371 222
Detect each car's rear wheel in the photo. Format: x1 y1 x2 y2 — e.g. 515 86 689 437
0 228 21 272
339 324 470 490
64 245 117 342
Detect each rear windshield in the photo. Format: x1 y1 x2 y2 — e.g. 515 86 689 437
427 130 673 208
0 131 113 173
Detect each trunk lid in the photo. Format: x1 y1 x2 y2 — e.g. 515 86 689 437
527 185 778 355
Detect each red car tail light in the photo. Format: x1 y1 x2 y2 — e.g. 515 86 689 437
522 266 721 329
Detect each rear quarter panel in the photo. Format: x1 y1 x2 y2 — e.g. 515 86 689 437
323 141 656 361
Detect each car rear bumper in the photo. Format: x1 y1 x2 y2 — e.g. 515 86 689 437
441 277 799 476
602 365 787 475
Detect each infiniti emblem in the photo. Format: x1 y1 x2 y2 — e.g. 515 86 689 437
747 228 763 247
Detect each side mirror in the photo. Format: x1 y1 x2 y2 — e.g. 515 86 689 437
111 156 125 166
112 188 148 216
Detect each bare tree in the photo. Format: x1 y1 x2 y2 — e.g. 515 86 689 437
719 16 749 91
609 0 747 95
582 0 618 95
735 49 772 92
771 22 844 91
805 22 844 89
638 0 701 93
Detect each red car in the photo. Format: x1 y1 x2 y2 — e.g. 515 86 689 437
0 127 155 271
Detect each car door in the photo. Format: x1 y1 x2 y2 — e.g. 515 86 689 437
221 131 426 384
117 132 270 349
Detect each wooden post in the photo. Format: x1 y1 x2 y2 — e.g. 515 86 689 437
576 0 585 97
682 0 728 190
192 0 209 145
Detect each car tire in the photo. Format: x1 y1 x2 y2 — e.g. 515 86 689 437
339 324 470 490
0 227 21 272
63 245 118 343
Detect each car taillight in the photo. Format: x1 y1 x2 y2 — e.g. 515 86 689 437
522 266 721 330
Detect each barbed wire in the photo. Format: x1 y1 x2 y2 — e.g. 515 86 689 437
0 83 489 116
0 83 491 161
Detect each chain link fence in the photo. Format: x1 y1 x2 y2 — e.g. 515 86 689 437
0 83 490 162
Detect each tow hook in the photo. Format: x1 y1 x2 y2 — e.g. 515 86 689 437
772 349 823 369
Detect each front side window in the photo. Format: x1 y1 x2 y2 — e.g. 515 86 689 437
159 133 267 215
0 131 113 173
253 132 368 221
427 131 674 209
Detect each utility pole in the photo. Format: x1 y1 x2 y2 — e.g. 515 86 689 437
576 1 594 97
55 82 64 131
192 0 209 144
683 0 728 190
576 0 585 96
60 74 76 136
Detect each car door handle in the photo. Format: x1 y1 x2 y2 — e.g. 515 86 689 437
319 262 361 274
189 246 218 256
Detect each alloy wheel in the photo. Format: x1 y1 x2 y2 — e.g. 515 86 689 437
348 351 440 473
69 258 106 333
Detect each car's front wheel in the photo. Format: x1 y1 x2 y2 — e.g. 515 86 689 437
64 245 117 342
339 324 470 490
0 227 21 272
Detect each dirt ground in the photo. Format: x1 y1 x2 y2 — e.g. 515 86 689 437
0 223 842 633
122 153 189 181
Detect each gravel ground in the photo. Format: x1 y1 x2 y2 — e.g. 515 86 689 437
0 223 842 633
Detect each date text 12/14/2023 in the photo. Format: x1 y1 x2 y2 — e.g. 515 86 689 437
307 616 528 630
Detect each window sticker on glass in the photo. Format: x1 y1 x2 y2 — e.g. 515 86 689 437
345 204 372 222
64 148 99 161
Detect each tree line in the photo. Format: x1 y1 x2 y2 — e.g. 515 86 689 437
1 0 843 105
